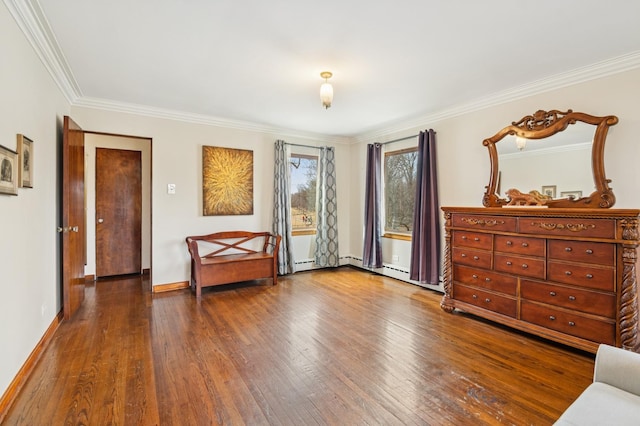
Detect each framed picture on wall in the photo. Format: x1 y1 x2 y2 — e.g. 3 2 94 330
561 190 582 200
541 185 556 198
0 144 19 195
17 134 33 188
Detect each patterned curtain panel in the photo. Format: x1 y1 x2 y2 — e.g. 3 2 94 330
272 140 295 274
409 130 440 284
315 146 339 267
362 143 383 268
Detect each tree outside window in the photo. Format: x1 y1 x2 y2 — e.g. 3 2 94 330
384 147 418 234
290 154 318 233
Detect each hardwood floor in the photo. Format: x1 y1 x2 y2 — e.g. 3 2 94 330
3 267 594 425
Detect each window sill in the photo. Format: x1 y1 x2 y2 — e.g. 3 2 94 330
293 229 316 236
383 232 412 241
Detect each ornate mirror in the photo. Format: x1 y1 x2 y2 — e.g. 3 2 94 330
482 109 618 208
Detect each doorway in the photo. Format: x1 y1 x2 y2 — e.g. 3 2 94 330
85 133 152 281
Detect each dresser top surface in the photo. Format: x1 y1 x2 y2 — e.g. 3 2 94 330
442 207 640 219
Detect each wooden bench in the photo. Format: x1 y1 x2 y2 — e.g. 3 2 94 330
186 231 281 297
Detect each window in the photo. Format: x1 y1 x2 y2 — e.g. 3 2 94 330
384 147 418 235
290 154 318 234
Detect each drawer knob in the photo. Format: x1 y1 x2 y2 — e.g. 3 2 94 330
549 315 556 321
565 271 572 276
550 291 557 297
568 321 576 327
585 249 593 254
522 242 529 247
586 274 593 279
461 235 467 240
506 241 513 246
521 263 528 269
461 253 467 257
472 274 478 279
485 277 491 282
472 294 478 299
568 295 576 301
506 261 513 266
473 256 479 260
565 247 573 252
485 298 491 303
474 237 480 241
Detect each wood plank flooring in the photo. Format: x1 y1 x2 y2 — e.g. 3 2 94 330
3 267 594 425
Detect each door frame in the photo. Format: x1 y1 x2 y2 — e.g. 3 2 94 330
83 131 152 285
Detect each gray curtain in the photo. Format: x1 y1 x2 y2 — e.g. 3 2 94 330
362 143 383 268
315 147 339 267
410 130 440 284
273 140 295 274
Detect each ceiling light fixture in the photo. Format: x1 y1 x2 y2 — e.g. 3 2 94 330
515 136 527 151
320 71 333 109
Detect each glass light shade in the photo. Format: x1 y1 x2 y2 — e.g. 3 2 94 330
515 136 527 151
320 82 333 109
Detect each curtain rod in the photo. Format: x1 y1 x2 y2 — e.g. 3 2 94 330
380 134 420 145
285 142 323 150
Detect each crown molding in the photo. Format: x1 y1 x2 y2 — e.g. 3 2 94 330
4 0 81 103
355 50 640 143
74 97 354 145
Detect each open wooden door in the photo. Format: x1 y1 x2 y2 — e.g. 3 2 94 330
61 116 86 320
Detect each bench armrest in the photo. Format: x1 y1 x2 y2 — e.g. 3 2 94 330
593 344 640 396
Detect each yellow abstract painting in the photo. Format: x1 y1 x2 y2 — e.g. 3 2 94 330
202 146 253 216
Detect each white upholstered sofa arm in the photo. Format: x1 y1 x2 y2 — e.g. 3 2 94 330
593 344 640 396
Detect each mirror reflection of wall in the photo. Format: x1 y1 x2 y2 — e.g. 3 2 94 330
499 144 592 198
497 121 595 199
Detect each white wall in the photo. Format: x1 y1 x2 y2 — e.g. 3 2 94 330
0 4 70 400
84 133 152 276
350 67 640 287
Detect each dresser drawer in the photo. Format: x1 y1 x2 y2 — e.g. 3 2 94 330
520 301 615 344
453 284 516 318
519 217 615 239
494 253 545 279
548 240 615 266
495 235 545 256
453 264 517 295
520 279 615 318
452 247 492 269
547 261 615 292
452 230 492 250
451 214 517 232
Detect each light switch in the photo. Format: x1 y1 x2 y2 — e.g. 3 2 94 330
167 183 176 194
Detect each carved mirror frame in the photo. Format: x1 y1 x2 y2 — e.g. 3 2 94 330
482 109 618 208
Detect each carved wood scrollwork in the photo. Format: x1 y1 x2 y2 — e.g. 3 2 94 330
461 218 505 227
440 211 455 313
529 222 596 232
483 109 618 208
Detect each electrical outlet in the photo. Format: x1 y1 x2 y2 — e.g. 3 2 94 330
41 303 46 317
167 183 176 194
392 255 399 262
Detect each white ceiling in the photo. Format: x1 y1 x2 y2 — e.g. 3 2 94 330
15 0 640 140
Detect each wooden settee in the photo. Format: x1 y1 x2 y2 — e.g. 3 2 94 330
186 231 281 297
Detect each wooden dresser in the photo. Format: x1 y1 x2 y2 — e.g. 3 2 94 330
441 207 640 353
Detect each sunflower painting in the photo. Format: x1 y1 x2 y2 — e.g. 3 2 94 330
202 146 253 216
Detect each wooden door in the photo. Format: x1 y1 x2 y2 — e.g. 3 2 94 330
61 116 86 320
95 148 142 277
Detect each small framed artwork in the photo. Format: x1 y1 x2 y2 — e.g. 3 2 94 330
561 190 583 200
0 144 19 195
541 185 556 198
17 134 33 188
